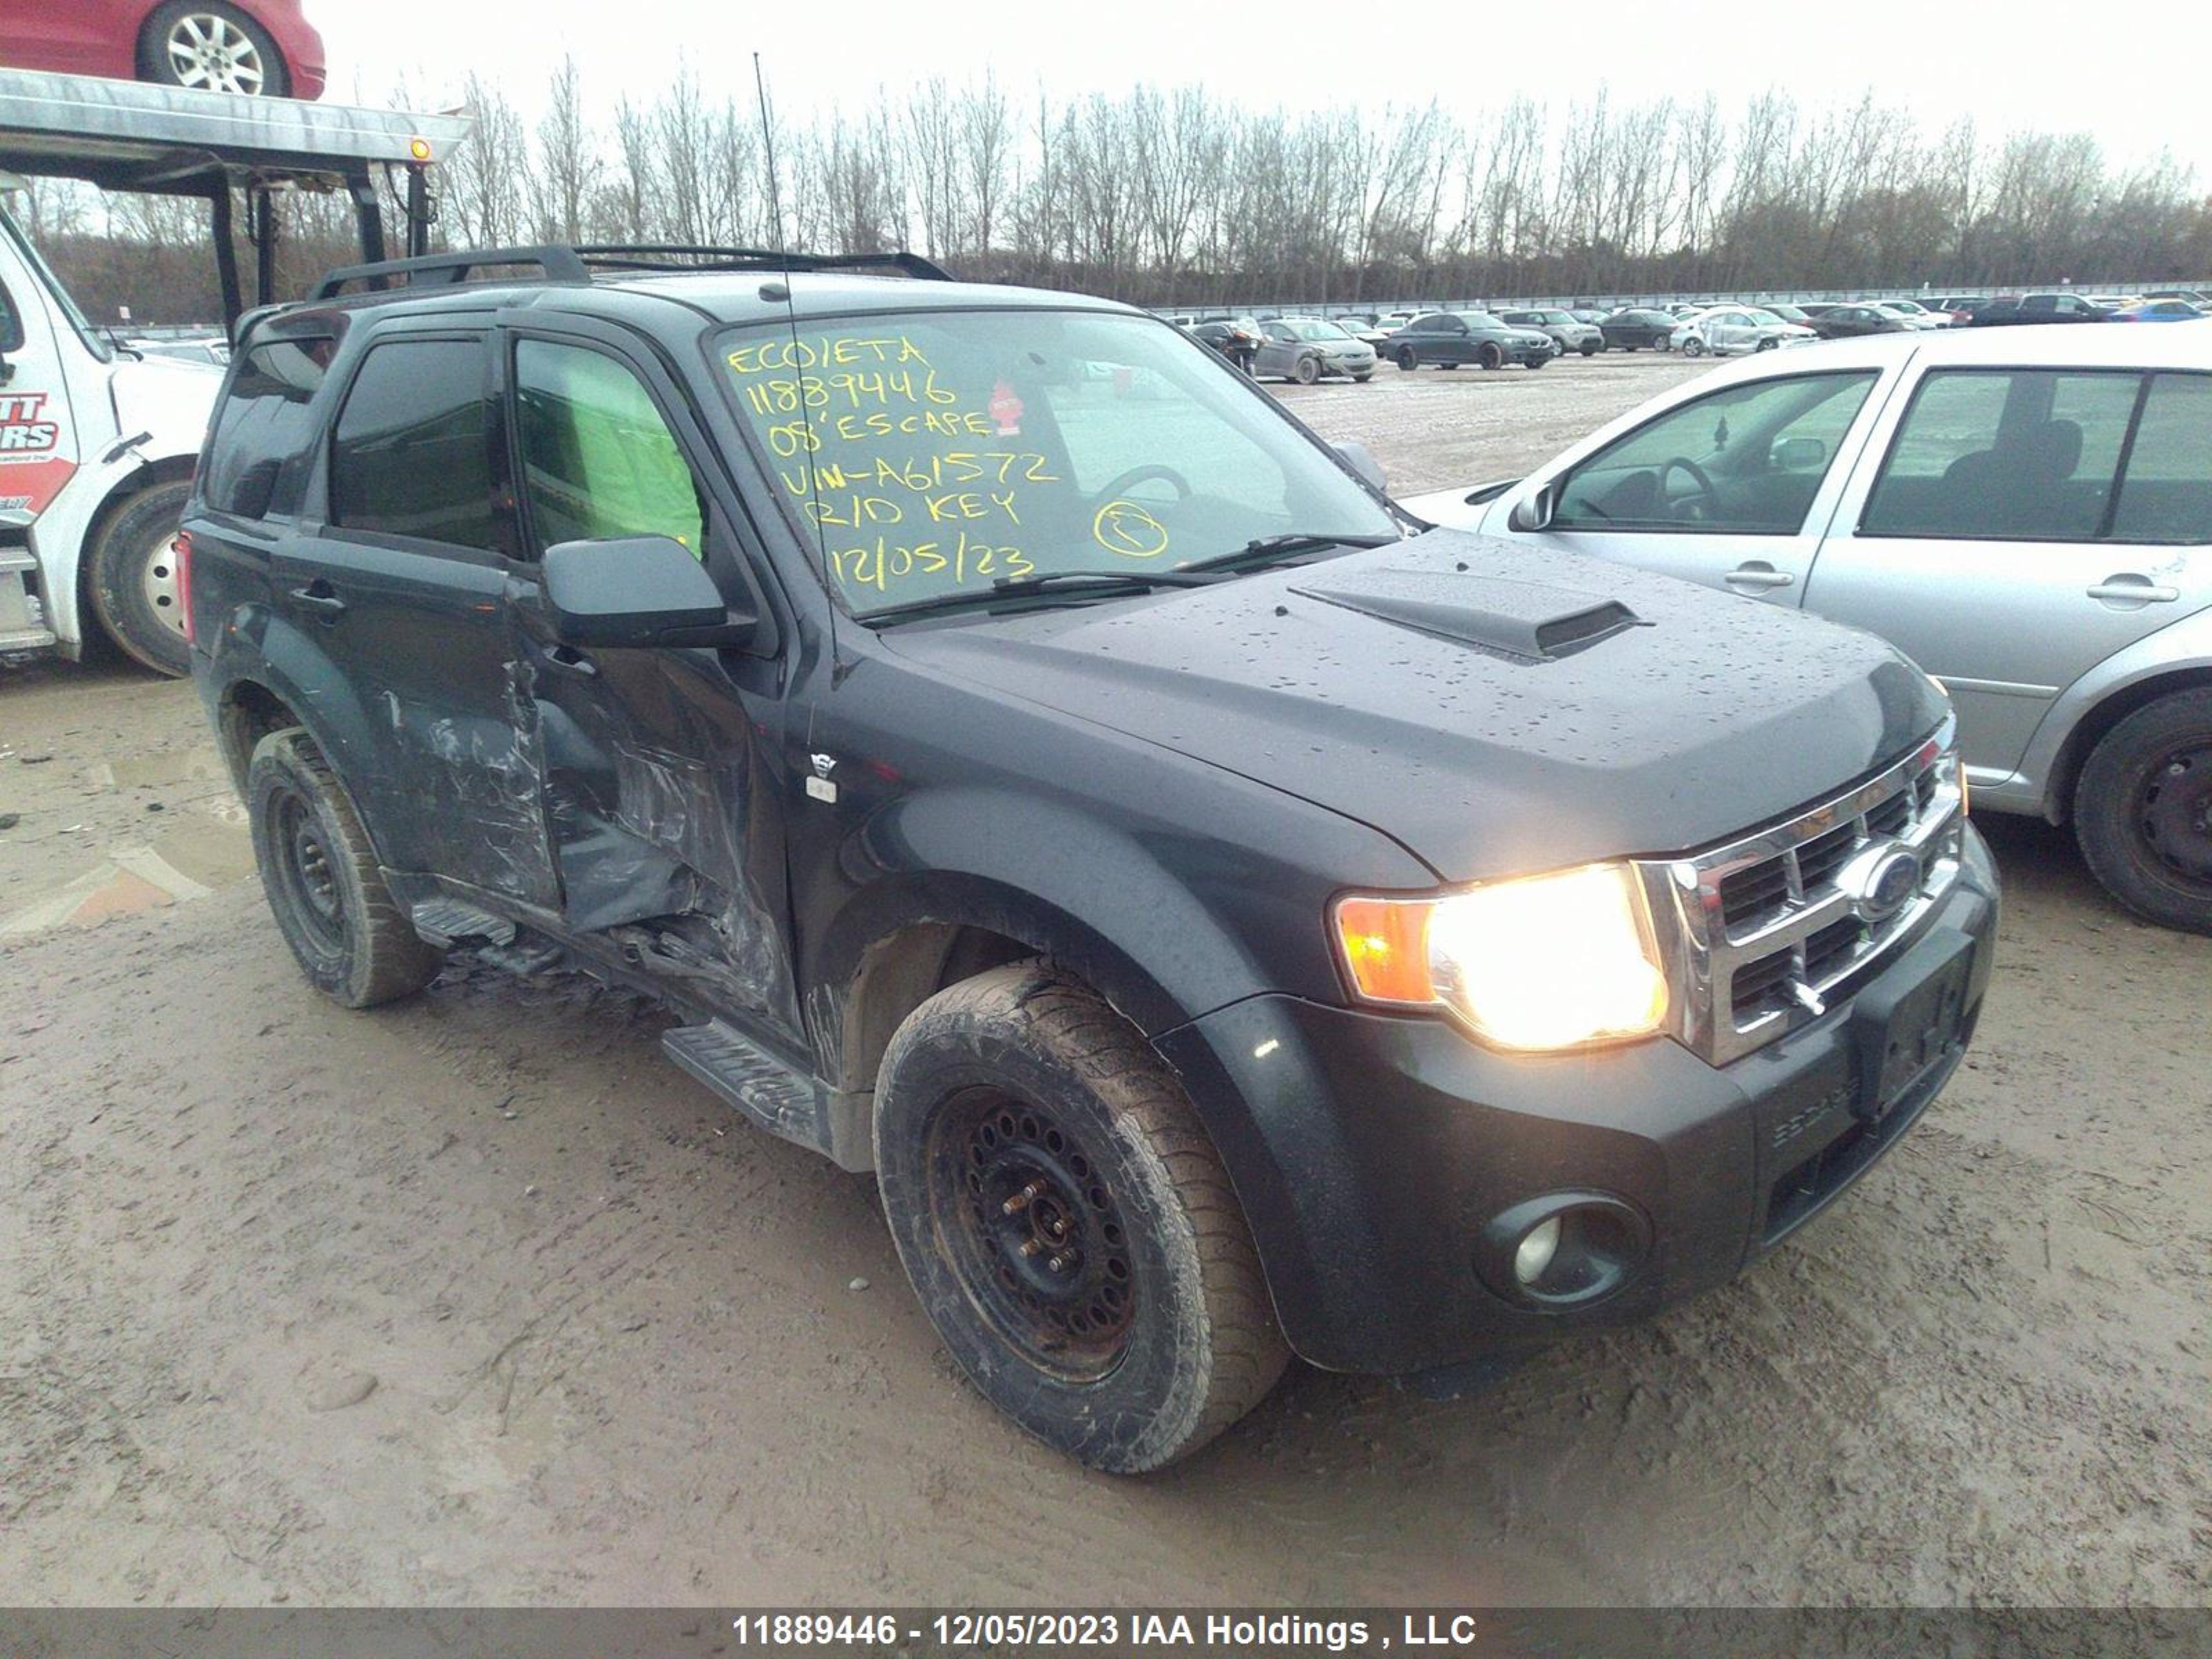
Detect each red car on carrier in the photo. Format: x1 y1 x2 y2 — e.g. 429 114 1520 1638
0 1 325 99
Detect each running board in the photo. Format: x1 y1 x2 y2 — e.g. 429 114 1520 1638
663 1020 867 1168
409 898 517 948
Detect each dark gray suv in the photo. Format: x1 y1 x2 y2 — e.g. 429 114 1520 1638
182 243 1998 1472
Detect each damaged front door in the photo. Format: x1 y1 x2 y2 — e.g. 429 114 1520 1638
500 326 802 1033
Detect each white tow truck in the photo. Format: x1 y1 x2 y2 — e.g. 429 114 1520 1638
0 68 467 674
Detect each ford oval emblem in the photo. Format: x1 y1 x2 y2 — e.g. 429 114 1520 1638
1863 847 1923 918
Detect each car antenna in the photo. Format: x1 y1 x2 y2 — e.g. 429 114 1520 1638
753 51 842 684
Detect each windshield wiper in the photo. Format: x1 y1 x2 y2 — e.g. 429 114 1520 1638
1180 531 1402 576
855 568 1220 626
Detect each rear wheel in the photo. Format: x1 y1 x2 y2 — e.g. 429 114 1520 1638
1580 340 1600 356
1683 337 1707 357
137 1 290 95
2074 689 2212 934
1352 372 1374 383
87 479 194 677
247 729 444 1006
874 961 1288 1472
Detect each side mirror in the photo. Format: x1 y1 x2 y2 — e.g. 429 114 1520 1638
1333 440 1387 494
1771 435 1828 471
542 535 756 650
1508 481 1558 532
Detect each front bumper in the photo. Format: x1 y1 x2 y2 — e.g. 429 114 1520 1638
1155 826 1999 1376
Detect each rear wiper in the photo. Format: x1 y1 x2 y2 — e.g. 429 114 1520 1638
855 568 1220 626
1180 531 1402 576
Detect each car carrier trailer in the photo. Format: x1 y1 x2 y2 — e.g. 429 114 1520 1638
0 67 468 673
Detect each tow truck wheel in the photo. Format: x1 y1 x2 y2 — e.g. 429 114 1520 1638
139 2 290 97
88 479 194 677
247 729 444 1006
874 961 1288 1473
2074 688 2212 935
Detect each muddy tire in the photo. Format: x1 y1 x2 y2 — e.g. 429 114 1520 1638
874 961 1288 1473
87 480 194 677
2074 689 2212 935
247 729 443 1006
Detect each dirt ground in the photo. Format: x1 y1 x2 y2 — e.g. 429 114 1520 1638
1 353 2206 1609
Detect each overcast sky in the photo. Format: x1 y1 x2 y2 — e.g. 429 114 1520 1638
321 0 2207 173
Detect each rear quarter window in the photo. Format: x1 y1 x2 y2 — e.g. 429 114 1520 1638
201 335 334 518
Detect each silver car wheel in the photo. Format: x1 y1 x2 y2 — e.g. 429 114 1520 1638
166 13 266 95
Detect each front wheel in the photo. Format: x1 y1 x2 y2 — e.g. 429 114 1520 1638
1580 340 1600 357
1395 347 1418 371
1293 355 1321 386
874 962 1288 1472
2074 690 2212 934
1352 372 1374 382
247 729 444 1006
1477 342 1505 371
87 478 194 676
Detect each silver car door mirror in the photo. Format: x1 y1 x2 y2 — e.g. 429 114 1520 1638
1509 482 1557 532
1332 440 1387 494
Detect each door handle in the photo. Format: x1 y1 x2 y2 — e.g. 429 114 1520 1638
2086 579 2180 604
1725 564 1794 590
288 583 346 617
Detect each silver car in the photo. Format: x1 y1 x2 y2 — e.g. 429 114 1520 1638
1672 306 1819 357
1401 324 2212 932
1500 307 1605 357
1254 317 1378 384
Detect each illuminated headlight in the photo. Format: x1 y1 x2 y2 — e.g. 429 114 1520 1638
1333 863 1671 1051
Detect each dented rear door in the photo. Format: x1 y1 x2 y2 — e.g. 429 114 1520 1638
299 324 561 906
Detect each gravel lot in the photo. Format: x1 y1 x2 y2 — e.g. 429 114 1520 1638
1 351 2205 1608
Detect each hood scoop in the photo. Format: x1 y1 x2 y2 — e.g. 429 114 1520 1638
1290 567 1644 662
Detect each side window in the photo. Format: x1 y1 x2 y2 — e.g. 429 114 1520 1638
512 339 704 556
0 273 22 353
203 334 333 518
1861 368 2139 541
328 338 494 548
2110 373 2212 544
1552 372 1877 534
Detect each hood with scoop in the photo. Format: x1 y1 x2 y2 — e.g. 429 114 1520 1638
882 530 1947 883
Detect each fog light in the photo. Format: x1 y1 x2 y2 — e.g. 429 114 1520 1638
1514 1216 1562 1284
1477 1192 1653 1308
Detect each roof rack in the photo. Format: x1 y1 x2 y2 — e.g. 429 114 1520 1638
306 242 955 302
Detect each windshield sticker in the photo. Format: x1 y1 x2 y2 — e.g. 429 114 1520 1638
988 379 1023 436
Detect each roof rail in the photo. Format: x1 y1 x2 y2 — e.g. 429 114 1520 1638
307 243 958 307
310 245 592 301
571 245 955 282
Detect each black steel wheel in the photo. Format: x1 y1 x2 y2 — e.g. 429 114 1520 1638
2075 688 2212 935
874 961 1288 1472
247 729 444 1004
1396 346 1418 371
928 1086 1137 1380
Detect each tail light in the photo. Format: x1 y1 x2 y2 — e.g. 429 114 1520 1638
172 531 194 646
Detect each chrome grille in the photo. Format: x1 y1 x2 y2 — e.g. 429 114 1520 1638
1635 724 1967 1067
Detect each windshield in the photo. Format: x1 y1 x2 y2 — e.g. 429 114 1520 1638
1290 320 1349 341
1462 312 1506 328
717 308 1396 616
